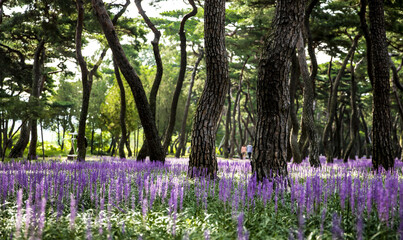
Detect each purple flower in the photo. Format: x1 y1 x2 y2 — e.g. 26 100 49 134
25 196 32 239
332 212 344 240
237 212 248 240
70 193 77 230
15 189 23 238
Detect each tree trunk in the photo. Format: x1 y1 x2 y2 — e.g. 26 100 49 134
223 88 232 159
343 56 361 162
113 57 127 159
8 122 30 158
289 53 302 164
126 132 132 157
92 0 165 162
252 0 306 181
322 35 360 163
27 39 45 160
359 108 371 157
134 0 163 160
369 0 394 170
359 0 374 86
391 58 403 159
76 0 108 161
163 0 197 153
188 0 229 178
231 57 249 158
90 127 94 154
176 49 204 158
132 0 164 160
296 32 320 167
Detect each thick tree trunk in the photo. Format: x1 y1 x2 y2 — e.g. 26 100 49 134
322 35 360 163
92 0 165 162
134 0 163 160
188 0 229 178
252 0 306 181
163 0 197 153
176 49 204 158
114 57 127 159
27 40 45 160
369 0 394 170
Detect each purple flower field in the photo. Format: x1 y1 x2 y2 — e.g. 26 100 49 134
0 156 402 239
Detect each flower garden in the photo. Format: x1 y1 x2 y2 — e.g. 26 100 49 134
0 157 402 239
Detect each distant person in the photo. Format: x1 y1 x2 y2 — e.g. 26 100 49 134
246 144 253 159
241 145 247 159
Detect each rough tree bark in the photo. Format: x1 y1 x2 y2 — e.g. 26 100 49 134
369 0 394 170
27 39 45 160
252 0 306 181
135 0 163 160
176 49 204 158
322 35 360 163
114 57 127 159
92 0 165 162
163 0 197 154
223 87 232 159
188 0 228 178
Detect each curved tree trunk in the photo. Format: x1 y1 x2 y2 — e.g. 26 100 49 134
134 0 163 161
296 32 320 167
369 0 394 170
92 0 165 162
76 0 127 161
322 35 360 163
8 122 30 158
126 132 132 157
359 0 374 86
252 0 306 181
289 53 302 164
230 57 249 158
114 57 127 159
27 39 45 160
163 0 197 153
176 49 204 158
188 0 229 178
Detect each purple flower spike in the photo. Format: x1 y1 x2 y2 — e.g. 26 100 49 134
15 189 23 239
70 193 77 230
